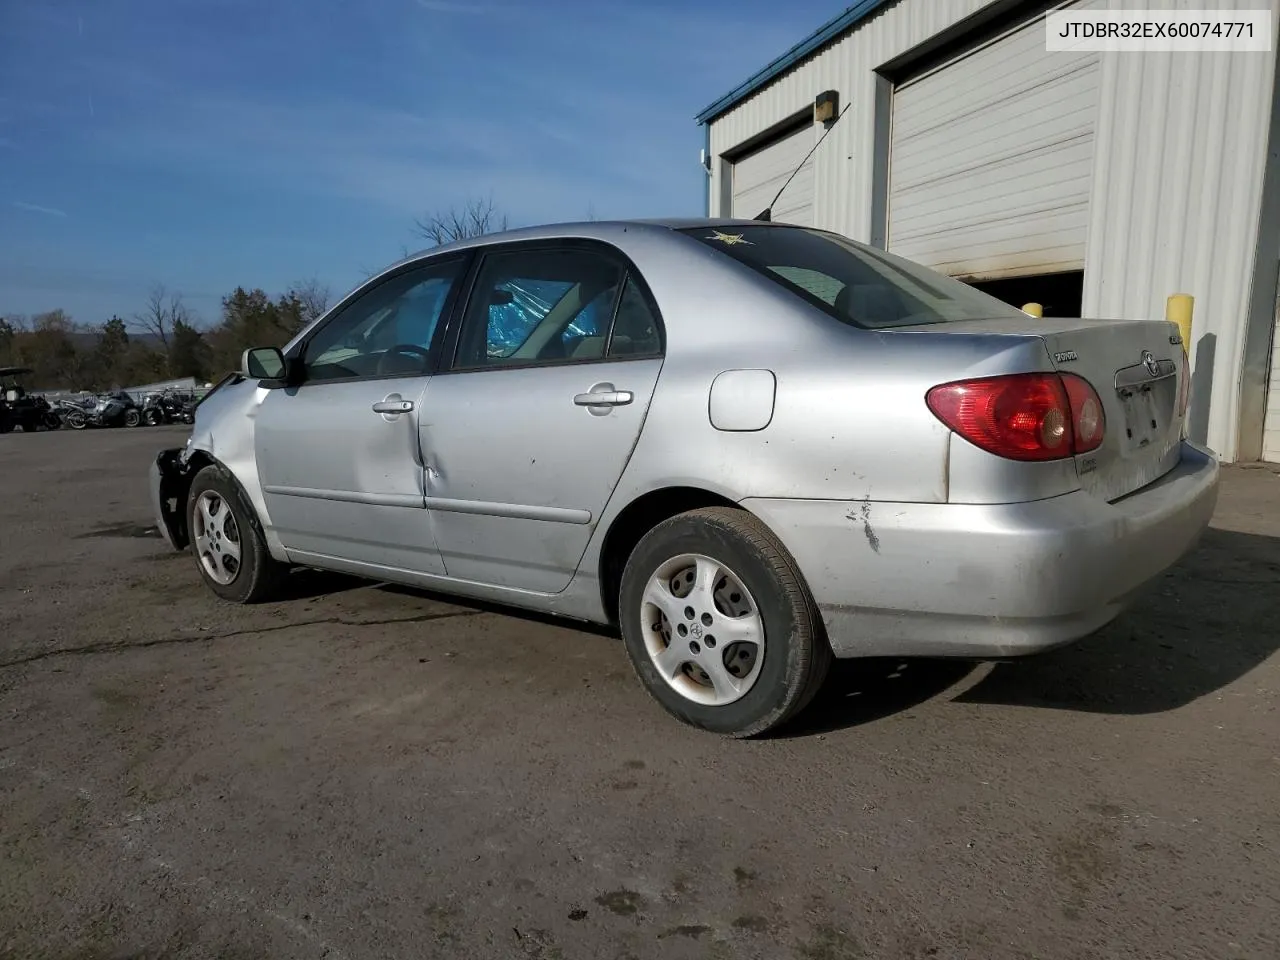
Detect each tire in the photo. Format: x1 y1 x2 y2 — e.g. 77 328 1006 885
124 408 142 428
144 409 162 426
0 418 12 434
65 412 87 430
42 414 61 430
185 463 289 603
618 507 832 738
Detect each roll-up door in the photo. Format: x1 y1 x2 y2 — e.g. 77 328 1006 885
887 7 1101 279
730 122 815 226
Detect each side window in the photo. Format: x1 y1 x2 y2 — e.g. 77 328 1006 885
453 247 624 369
303 259 462 382
606 275 662 357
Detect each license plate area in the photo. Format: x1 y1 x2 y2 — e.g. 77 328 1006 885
1119 384 1161 453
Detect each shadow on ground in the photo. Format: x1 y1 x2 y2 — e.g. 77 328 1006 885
142 523 1280 734
781 657 977 737
780 528 1280 734
957 528 1280 715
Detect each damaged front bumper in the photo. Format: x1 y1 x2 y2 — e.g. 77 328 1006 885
150 447 195 551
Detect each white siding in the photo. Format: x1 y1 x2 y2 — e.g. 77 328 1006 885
709 0 995 243
706 0 1280 460
731 123 817 224
888 15 1099 278
1081 0 1279 461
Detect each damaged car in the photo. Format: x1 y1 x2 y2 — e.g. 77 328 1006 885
150 219 1219 736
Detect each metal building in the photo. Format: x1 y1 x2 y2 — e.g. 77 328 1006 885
697 0 1280 462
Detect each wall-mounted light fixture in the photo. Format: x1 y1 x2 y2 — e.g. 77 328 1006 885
814 90 839 125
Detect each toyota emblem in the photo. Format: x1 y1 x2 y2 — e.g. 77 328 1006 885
1142 350 1159 376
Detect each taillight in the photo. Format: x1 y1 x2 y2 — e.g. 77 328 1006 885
926 372 1106 462
1061 372 1105 454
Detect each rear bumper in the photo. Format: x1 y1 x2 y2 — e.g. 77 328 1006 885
150 448 193 551
742 441 1219 659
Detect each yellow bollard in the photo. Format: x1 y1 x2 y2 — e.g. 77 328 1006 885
1022 302 1044 318
1166 293 1194 347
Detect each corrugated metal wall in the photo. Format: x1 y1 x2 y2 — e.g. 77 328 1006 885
706 0 1280 461
1083 0 1279 461
708 0 994 243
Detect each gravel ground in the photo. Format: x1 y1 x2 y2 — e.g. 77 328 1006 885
1 426 1277 960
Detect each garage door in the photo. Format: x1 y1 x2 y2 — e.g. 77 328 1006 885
887 6 1101 279
1264 299 1280 462
731 122 815 225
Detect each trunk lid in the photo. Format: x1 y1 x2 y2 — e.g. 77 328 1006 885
902 315 1187 502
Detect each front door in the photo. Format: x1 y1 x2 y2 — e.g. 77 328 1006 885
254 255 467 574
421 241 666 592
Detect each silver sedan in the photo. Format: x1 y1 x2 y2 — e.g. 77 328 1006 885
150 219 1219 736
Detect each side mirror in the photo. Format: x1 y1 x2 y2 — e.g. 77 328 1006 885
488 288 514 306
241 346 287 385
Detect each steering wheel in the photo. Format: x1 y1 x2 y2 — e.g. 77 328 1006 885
376 343 431 376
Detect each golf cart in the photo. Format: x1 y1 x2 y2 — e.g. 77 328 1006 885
0 367 60 433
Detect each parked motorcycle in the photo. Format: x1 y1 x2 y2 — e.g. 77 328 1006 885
141 389 196 425
51 397 95 430
56 392 143 429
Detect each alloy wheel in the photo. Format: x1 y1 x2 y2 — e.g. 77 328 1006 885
640 553 765 706
192 490 242 585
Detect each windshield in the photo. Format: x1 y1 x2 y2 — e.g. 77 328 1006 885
680 225 1027 329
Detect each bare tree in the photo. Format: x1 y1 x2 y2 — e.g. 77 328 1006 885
413 195 509 247
290 277 331 324
134 284 191 353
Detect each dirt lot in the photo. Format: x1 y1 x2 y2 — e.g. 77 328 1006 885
1 426 1277 960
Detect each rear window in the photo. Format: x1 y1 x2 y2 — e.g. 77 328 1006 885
680 225 1026 329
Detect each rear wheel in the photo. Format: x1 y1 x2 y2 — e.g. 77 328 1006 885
64 411 87 429
618 507 831 737
186 464 288 603
144 408 162 426
123 408 142 428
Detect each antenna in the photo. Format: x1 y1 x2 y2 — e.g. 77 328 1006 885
754 102 851 222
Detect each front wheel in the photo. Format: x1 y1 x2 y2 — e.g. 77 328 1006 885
123 408 142 428
186 464 288 603
618 507 831 738
64 411 87 429
144 409 162 426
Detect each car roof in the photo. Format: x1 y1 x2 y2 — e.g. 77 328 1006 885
393 217 802 266
0 366 34 377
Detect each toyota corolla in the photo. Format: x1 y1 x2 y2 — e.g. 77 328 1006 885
150 219 1218 736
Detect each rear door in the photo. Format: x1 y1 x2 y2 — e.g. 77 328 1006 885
253 254 468 573
420 239 665 592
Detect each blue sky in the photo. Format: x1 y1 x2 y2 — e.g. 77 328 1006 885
0 0 841 327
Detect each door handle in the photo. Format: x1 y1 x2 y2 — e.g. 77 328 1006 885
574 390 633 407
372 399 414 414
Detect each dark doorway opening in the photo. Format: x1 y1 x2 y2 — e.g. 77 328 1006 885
966 270 1084 318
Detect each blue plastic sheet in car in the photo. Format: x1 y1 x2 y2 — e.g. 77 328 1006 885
486 279 608 357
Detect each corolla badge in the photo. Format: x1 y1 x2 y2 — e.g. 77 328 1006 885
1142 349 1160 376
